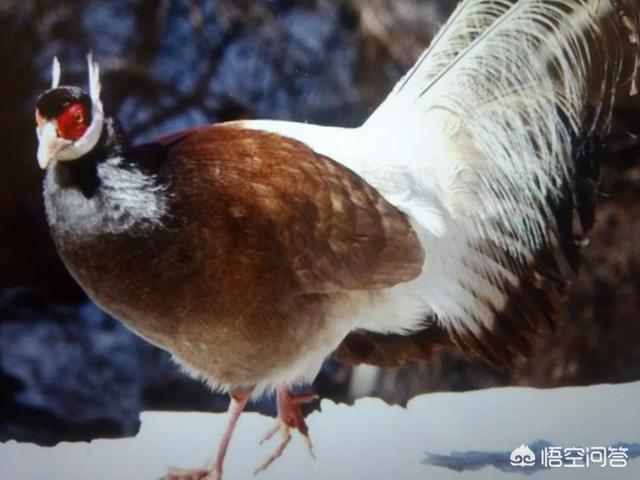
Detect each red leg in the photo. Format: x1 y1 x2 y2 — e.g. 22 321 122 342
255 386 318 474
211 394 249 479
164 393 249 480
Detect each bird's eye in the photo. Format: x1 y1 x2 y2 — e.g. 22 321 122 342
56 103 89 141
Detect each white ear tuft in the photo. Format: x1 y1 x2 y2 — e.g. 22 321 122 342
51 57 61 89
50 53 105 162
87 52 103 116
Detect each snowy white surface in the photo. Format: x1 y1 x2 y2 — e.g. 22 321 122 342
2 382 639 480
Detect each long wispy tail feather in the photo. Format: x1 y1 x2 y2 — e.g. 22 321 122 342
343 0 640 368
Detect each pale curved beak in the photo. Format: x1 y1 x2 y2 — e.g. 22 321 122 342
36 118 71 169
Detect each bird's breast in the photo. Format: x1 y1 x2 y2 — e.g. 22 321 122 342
49 195 337 391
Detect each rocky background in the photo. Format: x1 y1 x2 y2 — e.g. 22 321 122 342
1 0 639 445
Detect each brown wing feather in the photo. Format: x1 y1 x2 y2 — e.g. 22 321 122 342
166 124 425 295
332 322 452 368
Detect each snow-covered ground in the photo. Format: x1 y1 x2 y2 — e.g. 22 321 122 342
2 381 639 480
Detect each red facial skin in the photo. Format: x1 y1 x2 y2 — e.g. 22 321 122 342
56 103 89 141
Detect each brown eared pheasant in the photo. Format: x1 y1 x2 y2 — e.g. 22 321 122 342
34 1 639 479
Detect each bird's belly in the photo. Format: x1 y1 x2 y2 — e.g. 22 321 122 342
55 231 346 392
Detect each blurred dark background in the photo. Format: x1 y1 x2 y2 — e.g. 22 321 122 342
1 0 639 446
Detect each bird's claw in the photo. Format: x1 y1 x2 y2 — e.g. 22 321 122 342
162 467 212 480
255 420 315 475
259 421 281 445
254 389 317 475
254 422 293 475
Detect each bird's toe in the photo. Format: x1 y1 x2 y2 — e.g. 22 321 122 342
162 467 211 480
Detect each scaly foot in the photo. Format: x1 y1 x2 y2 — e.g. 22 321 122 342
163 393 249 480
254 387 318 474
162 467 211 480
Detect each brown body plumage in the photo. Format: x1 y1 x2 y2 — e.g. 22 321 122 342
47 125 424 393
34 2 639 478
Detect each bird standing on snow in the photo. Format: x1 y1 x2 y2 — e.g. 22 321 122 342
34 0 638 479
